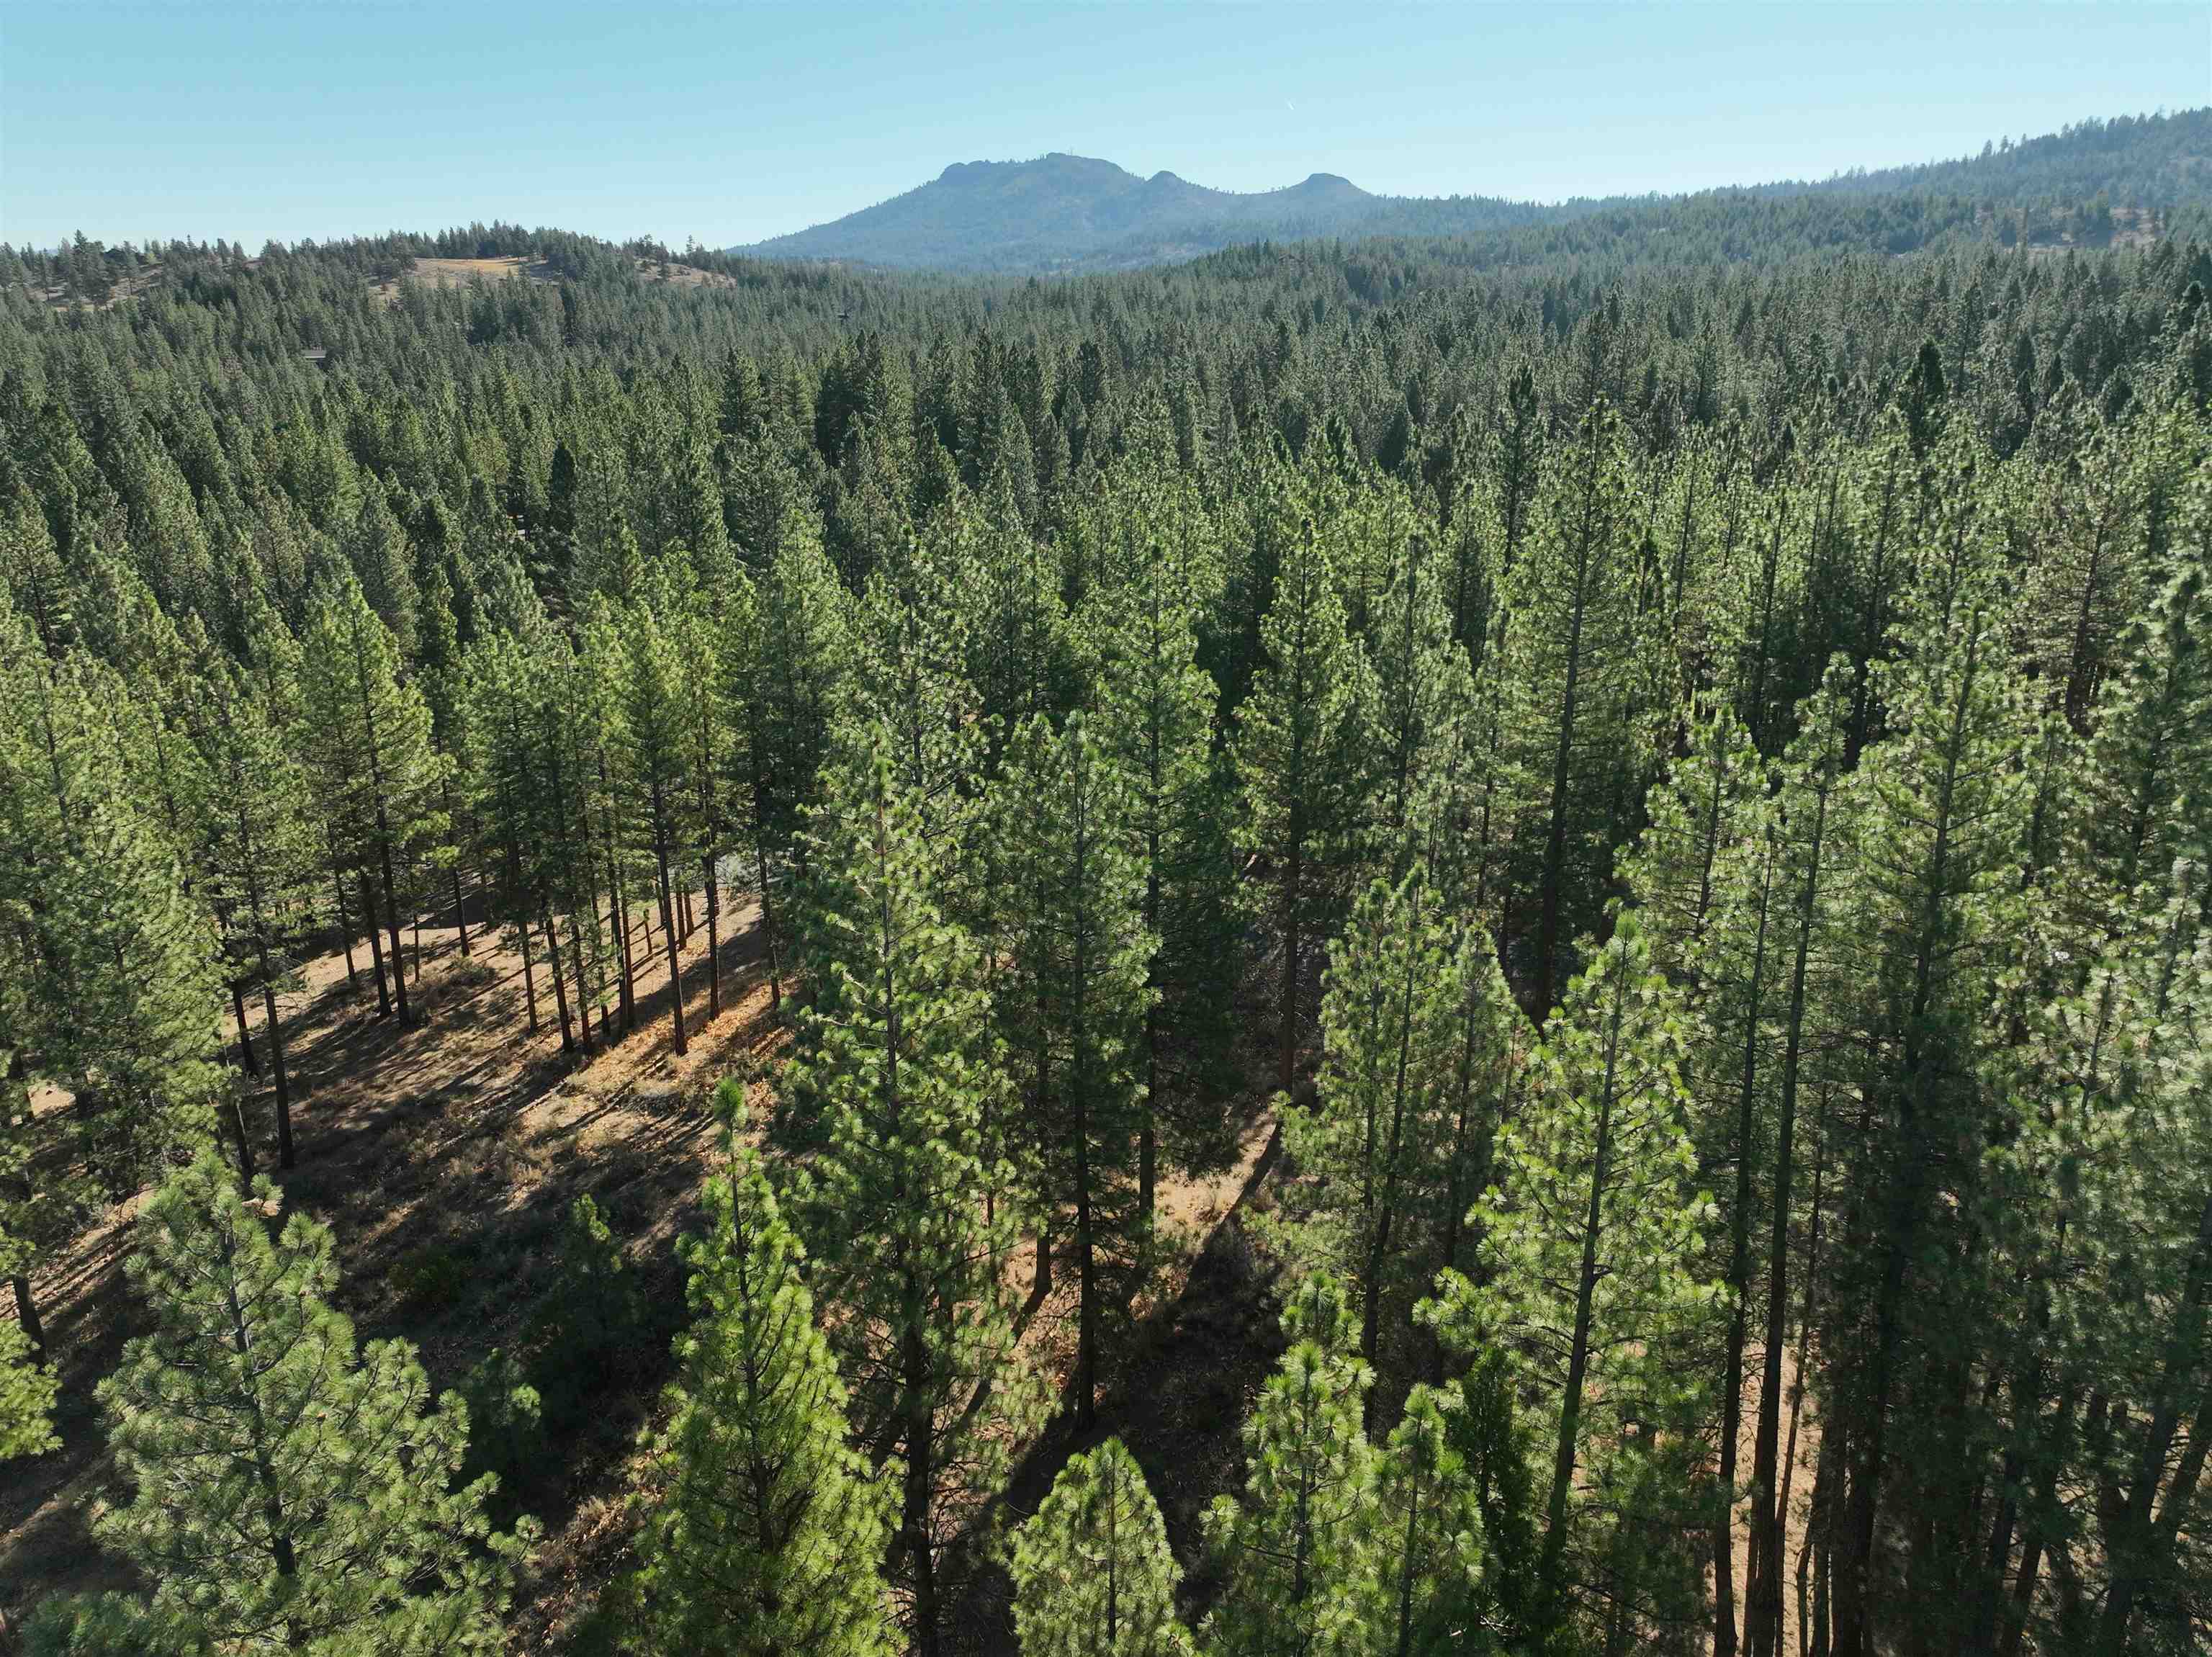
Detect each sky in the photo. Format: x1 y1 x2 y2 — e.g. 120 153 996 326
4 0 2208 252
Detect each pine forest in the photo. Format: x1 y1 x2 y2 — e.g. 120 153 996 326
5 112 2212 1657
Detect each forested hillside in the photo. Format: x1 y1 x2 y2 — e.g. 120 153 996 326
3 179 2212 1657
734 109 2210 272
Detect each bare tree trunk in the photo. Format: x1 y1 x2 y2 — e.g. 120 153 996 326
231 983 259 1075
333 870 359 991
374 827 409 1023
652 786 688 1056
541 907 575 1054
754 831 782 1011
702 853 721 1018
11 1274 42 1357
261 976 295 1169
450 862 471 957
363 884 392 1018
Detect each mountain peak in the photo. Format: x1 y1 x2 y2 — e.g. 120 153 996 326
742 153 1380 271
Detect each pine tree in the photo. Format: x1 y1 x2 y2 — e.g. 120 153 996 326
1360 531 1473 882
960 480 1073 750
92 1154 532 1652
1202 1278 1382 1657
1010 1438 1192 1657
617 580 701 1054
992 711 1155 1427
571 601 639 1046
1617 696 1763 988
0 1202 56 1460
1742 666 1853 1657
0 616 227 1345
1617 696 1771 1655
624 1088 892 1657
840 527 986 860
790 724 1048 1657
1431 916 1722 1644
1233 521 1374 1094
1500 403 1651 1017
297 572 448 1025
718 526 852 1007
2070 505 2211 917
2055 885 2212 1653
1373 1385 1488 1657
1278 874 1470 1418
1815 457 2036 1656
1084 536 1240 1213
185 655 319 1169
673 582 731 1018
458 628 568 1048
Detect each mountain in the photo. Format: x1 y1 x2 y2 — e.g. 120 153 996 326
737 111 2212 274
736 153 1537 272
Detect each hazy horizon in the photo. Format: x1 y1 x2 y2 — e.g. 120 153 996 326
5 0 2206 252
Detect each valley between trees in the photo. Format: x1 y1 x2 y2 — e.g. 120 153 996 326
4 163 2212 1654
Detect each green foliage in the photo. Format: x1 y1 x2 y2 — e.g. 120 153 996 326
0 1306 57 1460
91 1154 534 1653
5 137 2212 1657
1011 1437 1192 1657
1431 917 1722 1641
992 711 1156 1424
1233 518 1374 1092
624 1090 891 1657
1373 1386 1488 1657
21 1594 212 1657
1277 874 1485 1396
0 611 225 1270
296 570 449 1023
789 723 1048 1652
454 1347 543 1521
1202 1278 1382 1657
523 1193 643 1430
1083 529 1241 1177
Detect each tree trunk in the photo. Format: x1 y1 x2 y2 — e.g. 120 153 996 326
518 906 540 1034
567 916 598 1046
902 1310 940 1657
653 791 688 1056
1534 581 1586 1022
608 847 637 1033
376 829 408 1023
1074 1123 1097 1430
1278 833 1303 1097
541 907 576 1054
703 853 721 1018
231 983 259 1075
333 869 359 991
754 829 783 1011
1749 770 1833 1657
1718 843 1779 1657
450 862 472 956
12 1274 45 1357
224 1090 256 1180
1539 979 1624 1608
261 976 295 1169
363 886 392 1018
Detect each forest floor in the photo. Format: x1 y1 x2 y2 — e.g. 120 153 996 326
0 894 1287 1653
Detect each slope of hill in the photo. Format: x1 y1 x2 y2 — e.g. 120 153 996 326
736 152 1542 271
737 109 2212 274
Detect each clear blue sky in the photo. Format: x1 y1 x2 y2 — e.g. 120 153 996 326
4 1 2207 252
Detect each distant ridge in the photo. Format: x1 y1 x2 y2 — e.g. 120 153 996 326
735 152 1534 272
734 111 2212 274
